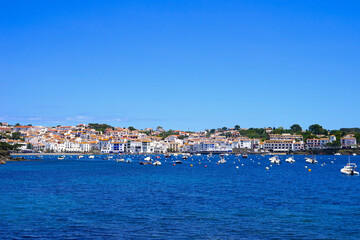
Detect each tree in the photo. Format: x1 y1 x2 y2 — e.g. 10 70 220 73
11 132 22 140
128 126 136 131
15 123 20 126
222 127 228 131
290 124 302 133
156 126 164 132
354 133 360 144
235 125 240 130
309 124 327 135
27 124 32 126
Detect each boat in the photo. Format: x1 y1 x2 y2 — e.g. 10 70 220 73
334 153 341 156
78 155 84 159
341 157 359 175
126 158 132 163
140 161 152 165
144 156 152 162
153 161 161 166
242 154 248 158
58 155 65 160
305 156 318 164
285 156 295 163
217 158 226 164
182 155 188 160
353 153 357 156
89 155 95 159
175 160 183 164
269 156 280 164
117 158 125 162
104 155 113 160
165 154 171 158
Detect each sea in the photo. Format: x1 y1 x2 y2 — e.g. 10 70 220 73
1 154 359 239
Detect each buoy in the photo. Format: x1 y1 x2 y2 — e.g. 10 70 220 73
199 162 201 164
236 166 239 169
173 163 175 166
205 165 207 168
308 169 311 172
305 166 308 169
258 162 260 165
241 164 244 166
266 167 269 170
190 164 193 167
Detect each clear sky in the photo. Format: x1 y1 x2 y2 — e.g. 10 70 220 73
1 0 359 131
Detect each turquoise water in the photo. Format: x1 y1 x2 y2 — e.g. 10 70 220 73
1 155 359 239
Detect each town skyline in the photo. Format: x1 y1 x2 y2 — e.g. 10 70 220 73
1 121 359 155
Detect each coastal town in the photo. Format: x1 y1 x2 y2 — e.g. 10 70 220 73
0 122 358 154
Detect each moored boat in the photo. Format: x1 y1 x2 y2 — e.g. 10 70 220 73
305 157 317 164
153 161 161 166
285 156 295 163
269 156 280 164
341 156 359 175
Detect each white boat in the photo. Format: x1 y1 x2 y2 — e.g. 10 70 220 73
78 155 84 159
144 156 152 161
182 155 188 159
175 160 183 164
117 158 125 162
305 157 318 164
353 153 357 156
269 156 280 164
58 155 65 160
218 158 226 164
153 161 161 166
126 158 132 163
334 153 341 156
341 157 359 175
285 156 295 163
89 155 95 159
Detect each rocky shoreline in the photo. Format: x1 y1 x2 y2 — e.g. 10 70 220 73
0 150 25 164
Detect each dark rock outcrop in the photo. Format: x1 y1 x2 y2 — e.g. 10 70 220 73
0 150 25 163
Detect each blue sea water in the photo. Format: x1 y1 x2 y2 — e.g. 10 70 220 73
1 154 359 239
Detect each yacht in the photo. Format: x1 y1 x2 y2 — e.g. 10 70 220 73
269 156 280 164
58 155 65 160
285 156 295 163
305 157 318 164
117 158 125 162
175 160 183 164
153 161 161 166
341 163 359 175
89 155 95 159
341 156 359 175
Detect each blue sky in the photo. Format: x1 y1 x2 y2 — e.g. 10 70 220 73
1 0 359 131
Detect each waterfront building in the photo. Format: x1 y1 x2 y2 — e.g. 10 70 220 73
341 136 357 148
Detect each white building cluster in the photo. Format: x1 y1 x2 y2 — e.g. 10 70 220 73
0 123 358 154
